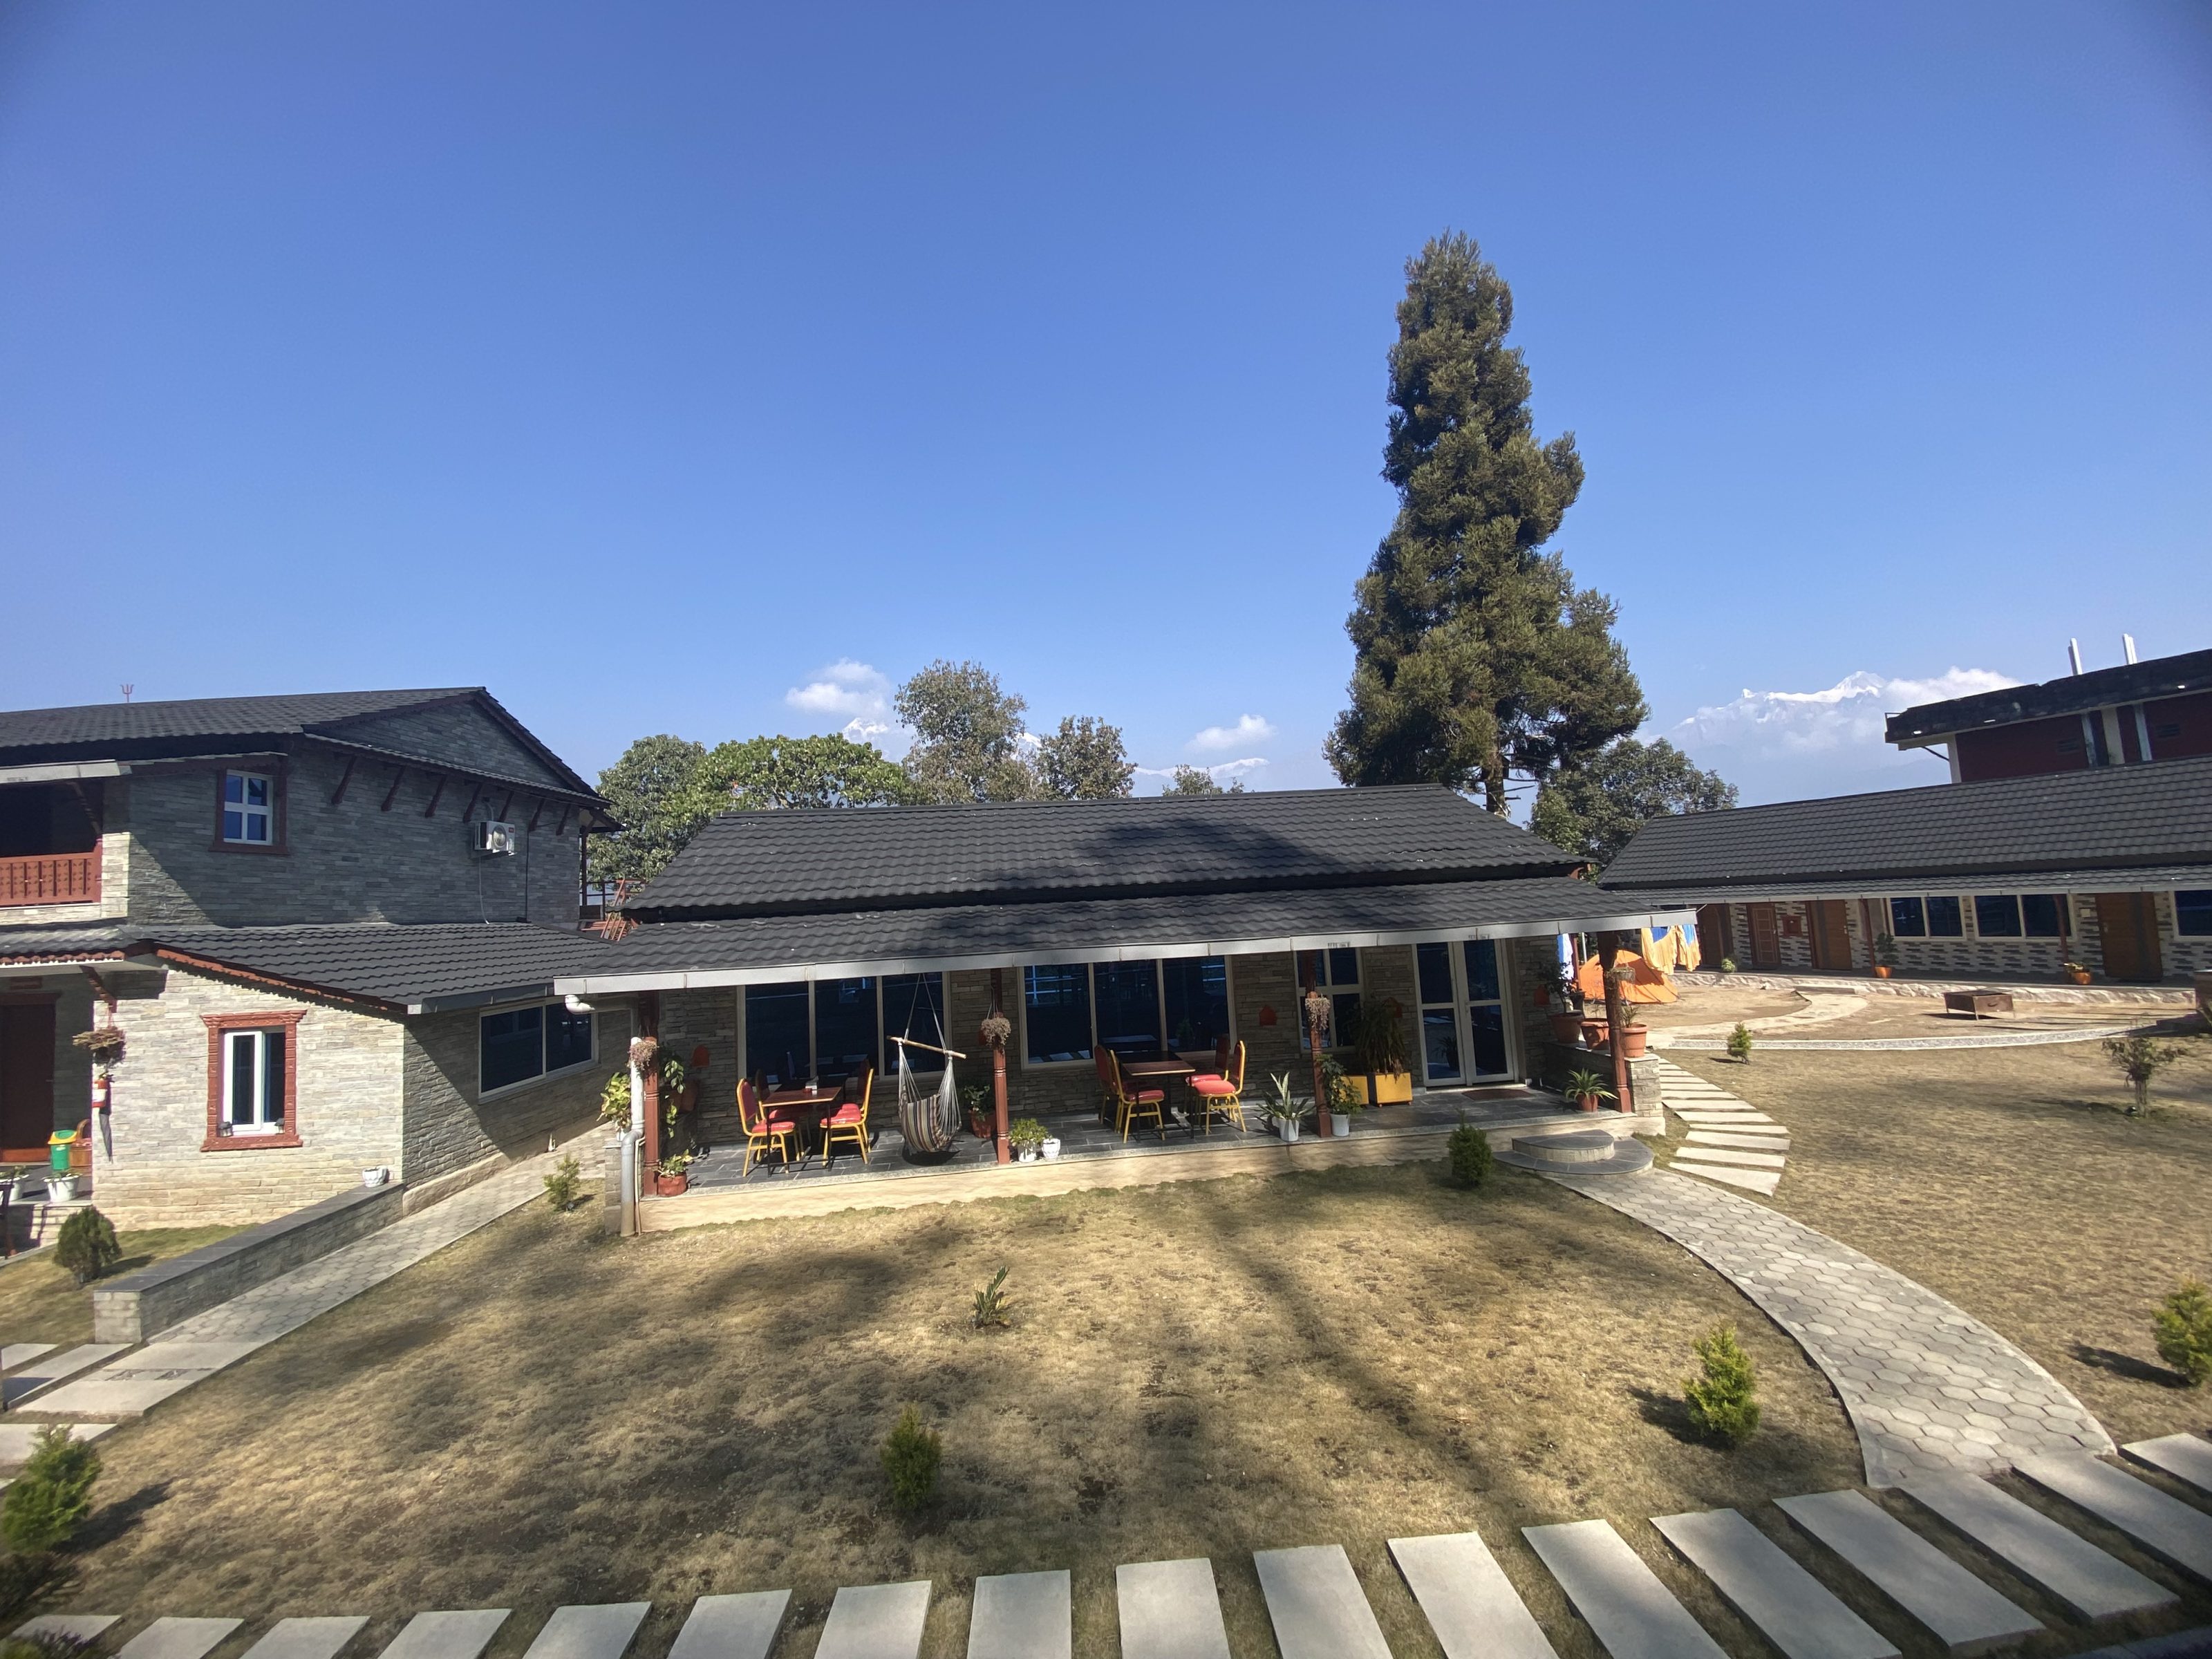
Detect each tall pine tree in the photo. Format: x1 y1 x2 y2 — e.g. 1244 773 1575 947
1327 233 1644 812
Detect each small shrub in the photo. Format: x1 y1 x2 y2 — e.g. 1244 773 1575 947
971 1266 1011 1329
1447 1117 1493 1189
1561 1066 1617 1107
880 1405 941 1511
542 1154 584 1212
1717 957 1738 974
1 1425 100 1553
1684 1323 1761 1445
2102 1034 2187 1116
52 1208 120 1288
1007 1118 1047 1155
2154 1279 2212 1385
1725 1023 1754 1063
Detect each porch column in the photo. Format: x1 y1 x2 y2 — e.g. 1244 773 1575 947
987 969 1010 1165
1302 967 1333 1138
1599 936 1635 1114
639 991 662 1179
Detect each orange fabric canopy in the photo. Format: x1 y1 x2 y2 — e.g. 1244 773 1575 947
1574 948 1677 1004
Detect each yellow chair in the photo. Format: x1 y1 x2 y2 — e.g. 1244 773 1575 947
821 1066 874 1164
1106 1051 1168 1143
1188 1040 1247 1133
738 1078 798 1176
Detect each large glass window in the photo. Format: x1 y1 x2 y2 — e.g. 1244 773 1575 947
222 771 274 845
1465 941 1507 1076
2022 894 2066 938
2178 890 2212 937
545 1005 594 1072
1295 948 1361 1049
1417 943 1461 1082
478 1002 595 1095
744 982 811 1087
882 973 949 1073
813 977 877 1085
1092 963 1162 1058
223 1027 288 1132
1925 896 1965 937
1889 897 1926 937
1161 957 1229 1051
1416 939 1510 1085
1974 894 2023 937
1024 965 1094 1062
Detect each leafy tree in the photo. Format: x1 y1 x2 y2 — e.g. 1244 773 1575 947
1035 715 1134 799
589 734 709 885
1166 765 1243 795
895 660 1039 803
690 733 911 812
1327 232 1645 812
1532 738 1738 864
1 1425 99 1553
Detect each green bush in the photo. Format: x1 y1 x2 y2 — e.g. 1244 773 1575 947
52 1208 120 1288
2154 1279 2212 1385
1 1425 100 1553
1447 1118 1493 1189
2103 1035 2187 1116
542 1154 584 1212
881 1405 941 1511
1684 1323 1761 1445
1725 1023 1754 1063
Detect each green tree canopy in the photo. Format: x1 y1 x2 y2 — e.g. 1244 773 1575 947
1166 765 1244 794
1035 715 1134 799
895 659 1039 803
1327 232 1646 812
590 733 708 886
1531 737 1738 865
690 733 912 812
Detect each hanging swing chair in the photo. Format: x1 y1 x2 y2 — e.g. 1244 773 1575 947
892 987 965 1157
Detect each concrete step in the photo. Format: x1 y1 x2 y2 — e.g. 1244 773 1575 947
1902 1475 2175 1620
239 1618 373 1659
117 1619 245 1659
967 1570 1069 1659
1651 1508 1897 1659
0 1421 110 1467
1389 1530 1559 1659
0 1344 55 1372
1777 1491 2041 1656
14 1616 120 1644
1116 1558 1232 1659
666 1593 790 1659
1683 1130 1790 1150
816 1581 931 1659
1674 1163 1781 1196
2126 1436 2212 1497
1 1342 127 1409
521 1603 650 1659
379 1611 511 1659
1671 1148 1787 1170
2014 1454 2212 1584
1524 1518 1730 1659
1254 1544 1391 1659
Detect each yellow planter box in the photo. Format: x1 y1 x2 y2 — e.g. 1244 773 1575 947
1347 1071 1414 1105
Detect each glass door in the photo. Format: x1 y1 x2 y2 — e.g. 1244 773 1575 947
1416 939 1515 1087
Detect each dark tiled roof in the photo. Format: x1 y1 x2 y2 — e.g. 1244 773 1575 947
139 924 616 1010
632 785 1580 919
1599 865 2212 904
577 877 1674 988
1886 648 2212 744
1599 755 2212 893
0 924 133 964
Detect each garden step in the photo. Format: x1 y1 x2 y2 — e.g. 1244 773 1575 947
521 1602 650 1659
1651 1508 1897 1659
378 1610 512 1659
1670 1148 1786 1170
15 1616 121 1644
1683 1131 1790 1150
2014 1453 2212 1584
1777 1490 2042 1656
1902 1475 2175 1619
0 1421 110 1465
2126 1436 2212 1497
666 1592 790 1659
1116 1558 1232 1659
1388 1530 1559 1659
1673 1164 1781 1196
816 1581 932 1659
1523 1518 1729 1659
0 1344 55 1372
1669 1111 1779 1126
117 1618 245 1659
1 1342 128 1408
239 1618 373 1659
967 1569 1070 1659
1253 1544 1391 1659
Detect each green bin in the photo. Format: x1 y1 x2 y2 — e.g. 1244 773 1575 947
48 1132 75 1177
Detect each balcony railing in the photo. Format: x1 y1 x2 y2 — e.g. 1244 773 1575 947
0 848 102 907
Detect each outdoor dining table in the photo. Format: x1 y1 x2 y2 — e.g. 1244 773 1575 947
762 1085 844 1159
1118 1057 1199 1133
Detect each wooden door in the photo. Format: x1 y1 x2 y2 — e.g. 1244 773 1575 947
1747 903 1781 968
2094 892 2165 983
1696 905 1736 968
1808 900 1853 971
0 1003 55 1161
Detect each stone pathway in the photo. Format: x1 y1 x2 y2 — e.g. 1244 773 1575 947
1547 1166 2112 1486
1663 1028 2136 1053
1649 1059 1790 1197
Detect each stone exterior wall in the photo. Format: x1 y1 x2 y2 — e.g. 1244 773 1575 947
96 964 406 1228
323 702 571 789
401 1000 631 1194
1357 945 1422 1078
0 777 132 926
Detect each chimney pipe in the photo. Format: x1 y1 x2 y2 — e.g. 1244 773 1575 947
2067 639 2083 676
2122 633 2138 665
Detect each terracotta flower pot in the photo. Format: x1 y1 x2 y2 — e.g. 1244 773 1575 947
1548 1012 1584 1043
1576 1092 1602 1112
653 1172 690 1197
1580 1020 1605 1048
1618 1027 1649 1059
2067 968 2092 985
1872 964 1893 979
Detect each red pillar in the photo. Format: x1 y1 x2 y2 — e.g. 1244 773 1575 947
1302 968 1333 1138
639 992 663 1177
1600 939 1635 1114
989 968 1011 1165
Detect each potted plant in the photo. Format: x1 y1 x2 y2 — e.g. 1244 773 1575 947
961 1083 994 1139
1618 1012 1649 1060
1561 1066 1618 1112
1718 957 1738 974
1351 1002 1415 1104
46 1172 79 1203
1262 1073 1312 1143
1318 1055 1361 1136
2063 960 2093 986
1040 1130 1063 1160
1872 932 1898 978
653 1150 695 1197
1008 1118 1048 1162
1546 974 1585 1044
1579 1016 1606 1048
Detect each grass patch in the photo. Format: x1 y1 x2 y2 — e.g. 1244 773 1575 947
0 1228 240 1347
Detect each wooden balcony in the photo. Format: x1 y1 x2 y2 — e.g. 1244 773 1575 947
0 848 102 907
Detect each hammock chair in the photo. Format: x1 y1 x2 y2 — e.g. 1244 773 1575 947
892 984 964 1156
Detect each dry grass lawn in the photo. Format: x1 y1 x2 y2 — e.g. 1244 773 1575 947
53 1162 1868 1658
0 1227 238 1348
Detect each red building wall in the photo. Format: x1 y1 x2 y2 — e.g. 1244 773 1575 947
1956 715 2092 781
2145 690 2212 760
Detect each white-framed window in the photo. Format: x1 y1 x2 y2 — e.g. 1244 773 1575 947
1416 939 1514 1085
1018 957 1235 1067
223 770 274 844
223 1027 288 1134
478 1000 597 1096
1295 948 1361 1050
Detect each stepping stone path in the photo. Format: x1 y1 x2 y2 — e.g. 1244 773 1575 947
1116 1558 1232 1659
1524 1517 1730 1659
1 1341 126 1408
379 1610 512 1659
1254 1544 1392 1659
521 1602 650 1659
1651 1058 1788 1196
239 1619 371 1659
1902 1473 2175 1619
0 1343 55 1371
0 1419 111 1466
1651 1508 1898 1659
667 1593 790 1659
1389 1530 1559 1659
1547 1167 2112 1485
115 1618 244 1659
2126 1433 2212 1496
966 1570 1069 1659
1775 1490 2043 1655
814 1580 931 1659
2015 1451 2212 1583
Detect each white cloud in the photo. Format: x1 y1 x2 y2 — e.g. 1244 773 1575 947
1134 757 1270 789
843 718 892 740
1189 714 1276 753
785 659 892 721
1668 668 2018 759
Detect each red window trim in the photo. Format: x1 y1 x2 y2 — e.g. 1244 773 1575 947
212 762 289 856
202 1010 306 1150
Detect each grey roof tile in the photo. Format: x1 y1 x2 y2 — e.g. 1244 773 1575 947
127 924 614 1008
1887 648 2212 744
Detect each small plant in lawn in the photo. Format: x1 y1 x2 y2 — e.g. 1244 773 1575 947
881 1405 941 1511
2153 1279 2212 1385
53 1207 120 1287
1725 1022 1754 1063
971 1265 1011 1329
1 1424 100 1553
1684 1323 1761 1445
542 1154 584 1212
2101 1034 2187 1116
1447 1116 1493 1189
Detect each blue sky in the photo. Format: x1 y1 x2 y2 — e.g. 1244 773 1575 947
3 1 2207 805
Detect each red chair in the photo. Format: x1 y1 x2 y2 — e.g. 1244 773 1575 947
1105 1050 1168 1143
1188 1040 1247 1134
1093 1049 1119 1123
821 1066 874 1164
738 1078 799 1176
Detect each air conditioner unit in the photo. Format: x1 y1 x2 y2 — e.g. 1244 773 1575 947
473 820 518 856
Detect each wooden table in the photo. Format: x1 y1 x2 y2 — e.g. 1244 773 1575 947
762 1086 844 1157
1118 1058 1199 1133
1942 991 2016 1020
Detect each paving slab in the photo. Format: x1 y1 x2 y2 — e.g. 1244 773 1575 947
15 1615 122 1642
1 1342 129 1407
1651 1508 1897 1659
378 1610 512 1659
1683 1131 1790 1150
967 1569 1070 1659
240 1617 373 1659
1116 1558 1232 1659
2016 1454 2212 1584
0 1421 111 1463
1523 1518 1729 1659
1389 1530 1558 1659
118 1618 247 1659
1671 1112 1780 1127
1903 1475 2175 1619
1777 1490 2043 1656
1674 1163 1781 1196
815 1581 931 1659
1253 1544 1391 1659
665 1592 791 1659
521 1603 650 1659
0 1343 55 1372
1670 1148 1787 1170
2126 1436 2212 1497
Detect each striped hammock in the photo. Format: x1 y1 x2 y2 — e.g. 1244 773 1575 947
895 1040 962 1155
